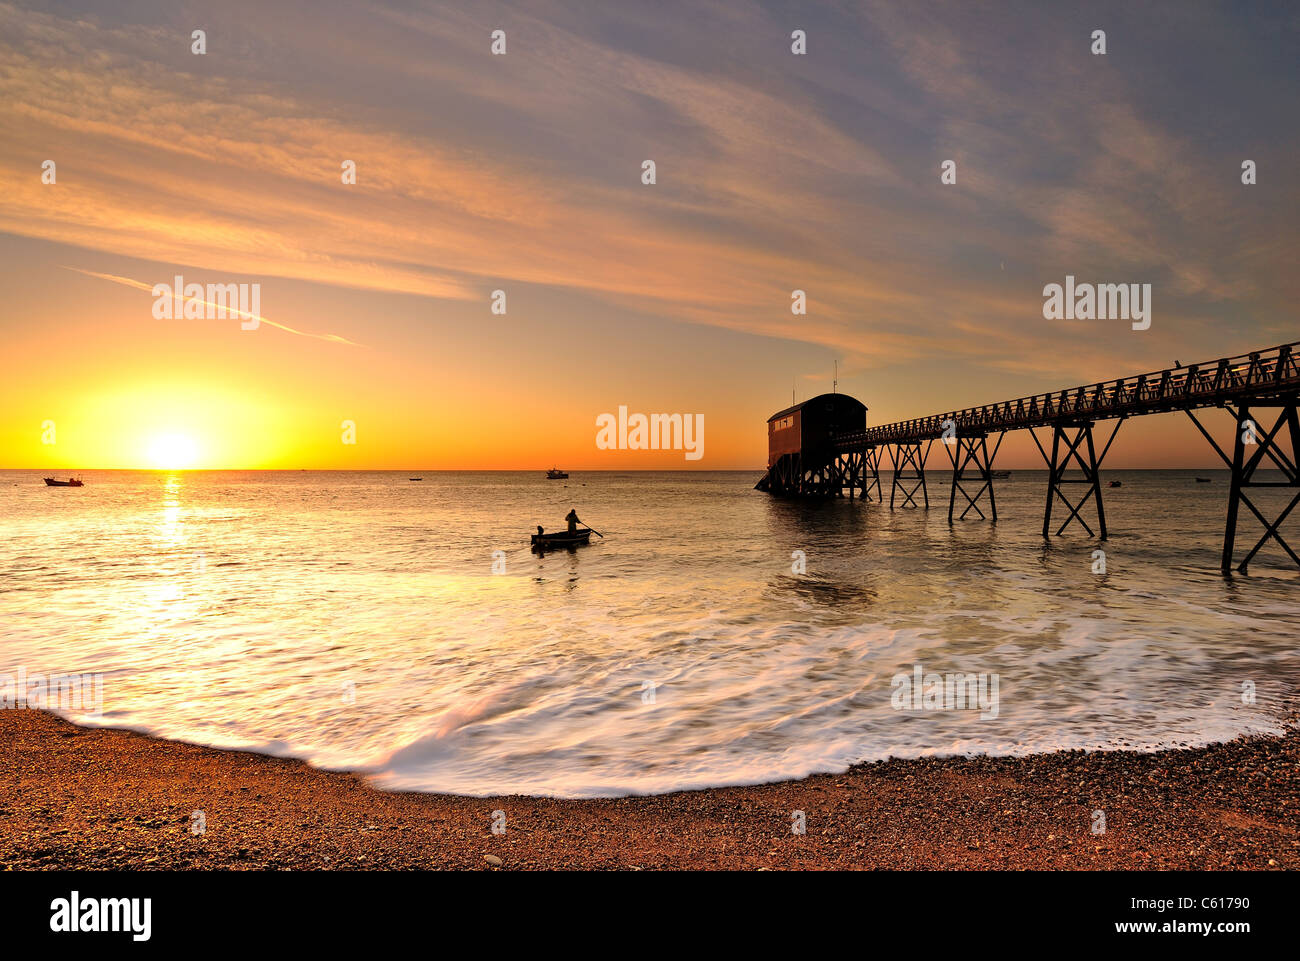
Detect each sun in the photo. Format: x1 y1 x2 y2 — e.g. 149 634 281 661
146 433 200 470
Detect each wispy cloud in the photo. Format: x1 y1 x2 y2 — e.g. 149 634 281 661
1 0 1296 384
60 267 364 346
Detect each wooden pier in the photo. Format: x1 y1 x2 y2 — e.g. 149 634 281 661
756 341 1300 573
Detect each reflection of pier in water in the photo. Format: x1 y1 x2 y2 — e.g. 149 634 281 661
755 341 1300 574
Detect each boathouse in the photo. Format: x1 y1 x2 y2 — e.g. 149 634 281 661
756 393 867 496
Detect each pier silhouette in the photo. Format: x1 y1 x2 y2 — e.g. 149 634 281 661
758 341 1300 574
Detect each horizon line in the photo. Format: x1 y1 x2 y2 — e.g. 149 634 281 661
4 466 1258 473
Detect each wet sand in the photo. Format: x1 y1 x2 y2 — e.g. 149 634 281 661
1 709 1294 870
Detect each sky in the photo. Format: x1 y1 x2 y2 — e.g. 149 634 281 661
1 0 1297 469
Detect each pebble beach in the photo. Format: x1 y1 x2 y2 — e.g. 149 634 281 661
3 709 1294 871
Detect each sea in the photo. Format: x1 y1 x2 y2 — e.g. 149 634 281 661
1 468 1296 798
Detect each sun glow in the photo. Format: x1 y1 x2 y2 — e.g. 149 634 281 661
147 433 200 470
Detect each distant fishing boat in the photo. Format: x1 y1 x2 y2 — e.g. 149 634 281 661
546 467 569 479
991 470 1011 479
1195 477 1212 483
409 477 423 481
43 476 83 487
531 528 592 548
1108 480 1122 488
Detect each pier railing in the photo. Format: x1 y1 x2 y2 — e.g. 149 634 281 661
834 341 1300 448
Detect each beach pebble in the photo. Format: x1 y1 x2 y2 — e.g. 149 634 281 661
484 854 503 866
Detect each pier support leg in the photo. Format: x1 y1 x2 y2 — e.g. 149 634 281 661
845 451 866 500
861 447 882 502
1187 399 1300 574
766 452 799 496
945 432 1003 524
1030 419 1123 538
826 455 848 498
888 441 932 509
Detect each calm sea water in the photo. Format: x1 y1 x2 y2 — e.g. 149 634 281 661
1 469 1296 797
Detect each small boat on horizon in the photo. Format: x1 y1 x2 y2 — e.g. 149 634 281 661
43 476 83 487
1195 477 1212 483
1108 480 1122 488
546 467 569 479
409 477 423 481
991 470 1011 479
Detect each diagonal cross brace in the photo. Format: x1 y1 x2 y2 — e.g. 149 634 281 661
889 441 933 509
1188 401 1300 573
945 432 1003 523
863 447 883 502
1030 419 1124 538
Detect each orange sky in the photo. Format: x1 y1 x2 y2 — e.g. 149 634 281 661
1 1 1296 469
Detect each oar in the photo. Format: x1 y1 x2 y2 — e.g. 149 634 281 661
584 524 604 538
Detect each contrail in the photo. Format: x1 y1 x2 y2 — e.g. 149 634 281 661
60 267 364 347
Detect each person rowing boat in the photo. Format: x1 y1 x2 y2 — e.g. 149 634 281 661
531 511 604 548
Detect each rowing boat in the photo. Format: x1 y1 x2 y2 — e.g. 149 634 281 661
531 528 592 548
